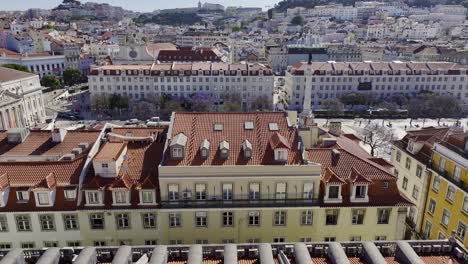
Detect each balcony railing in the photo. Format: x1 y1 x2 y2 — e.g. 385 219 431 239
428 163 468 193
160 194 320 209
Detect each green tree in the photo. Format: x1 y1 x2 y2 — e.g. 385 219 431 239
63 68 83 86
1 64 30 72
41 75 61 90
250 95 271 111
340 93 369 108
321 98 344 125
220 93 242 112
231 25 241 32
290 15 304 25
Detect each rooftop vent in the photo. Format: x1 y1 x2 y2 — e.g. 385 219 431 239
268 123 279 131
78 142 89 150
52 128 67 143
214 124 223 131
6 128 30 144
71 148 82 156
61 153 75 161
244 121 254 130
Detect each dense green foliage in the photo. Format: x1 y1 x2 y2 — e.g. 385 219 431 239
134 13 203 25
1 64 30 73
41 75 62 90
63 68 84 86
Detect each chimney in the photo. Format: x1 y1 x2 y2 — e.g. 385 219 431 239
6 128 30 144
52 128 67 143
329 121 342 136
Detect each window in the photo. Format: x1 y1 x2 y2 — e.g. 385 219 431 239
172 147 183 158
195 184 207 200
433 176 440 192
169 240 182 245
463 197 468 214
16 191 29 202
21 242 35 249
249 211 260 226
350 236 361 241
441 209 451 227
145 240 157 245
274 211 286 225
195 239 209 244
273 238 285 243
405 157 411 170
301 210 313 225
377 209 390 224
352 209 365 225
15 215 31 231
383 182 389 189
0 243 11 249
195 212 207 227
94 241 106 246
416 165 423 178
396 151 401 162
457 222 467 240
438 232 447 240
169 213 181 227
454 166 461 181
424 220 432 239
324 237 336 242
326 210 339 225
222 183 233 200
249 183 260 200
64 189 76 200
67 241 81 247
102 163 108 168
44 241 58 247
375 236 387 241
142 213 156 229
168 184 179 201
428 199 436 215
328 186 340 199
141 191 154 204
446 186 455 202
355 185 367 198
89 213 104 229
275 149 288 161
303 183 314 199
114 191 128 204
63 214 78 230
116 213 130 229
37 192 50 205
0 215 8 232
87 191 100 204
223 212 234 226
300 237 312 242
275 183 286 199
412 185 420 200
439 157 446 171
402 177 408 190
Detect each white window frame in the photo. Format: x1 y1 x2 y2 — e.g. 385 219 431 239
140 190 155 204
36 192 50 206
64 189 76 200
249 183 260 200
16 191 29 203
86 191 102 206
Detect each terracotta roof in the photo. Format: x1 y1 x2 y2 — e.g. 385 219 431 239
419 255 462 264
269 132 291 149
348 167 373 185
32 173 56 190
94 142 127 161
163 112 302 166
0 173 9 190
322 167 346 185
0 66 35 82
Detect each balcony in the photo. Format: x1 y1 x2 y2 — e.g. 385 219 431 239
428 163 467 193
160 194 320 209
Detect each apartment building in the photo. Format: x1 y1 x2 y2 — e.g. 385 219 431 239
285 61 468 111
391 127 463 238
176 32 230 47
0 50 65 78
88 63 274 110
422 132 468 247
0 66 47 128
0 128 101 249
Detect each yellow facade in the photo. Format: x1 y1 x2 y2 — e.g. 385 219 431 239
422 150 468 247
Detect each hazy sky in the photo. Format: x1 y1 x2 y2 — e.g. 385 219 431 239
2 0 279 12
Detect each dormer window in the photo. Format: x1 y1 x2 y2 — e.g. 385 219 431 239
140 190 155 204
170 133 188 160
113 190 130 205
17 191 29 203
86 191 102 206
102 163 108 168
36 192 50 205
200 139 210 160
219 141 230 159
355 186 367 198
275 149 288 161
242 140 252 160
172 147 183 158
64 189 76 200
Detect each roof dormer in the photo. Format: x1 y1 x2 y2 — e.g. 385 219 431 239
219 140 230 159
269 133 290 162
32 173 57 207
93 142 128 178
348 167 372 203
322 168 346 204
406 138 424 155
52 128 67 143
200 139 210 160
242 139 252 160
170 133 188 160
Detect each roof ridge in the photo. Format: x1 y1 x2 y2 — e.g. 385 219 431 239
337 148 395 179
186 115 198 162
254 114 264 160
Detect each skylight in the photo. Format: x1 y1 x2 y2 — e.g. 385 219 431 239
214 124 223 131
244 121 254 130
269 123 279 131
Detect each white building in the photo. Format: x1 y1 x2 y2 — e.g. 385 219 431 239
88 63 274 110
0 66 46 128
285 61 468 111
176 32 230 47
0 53 65 78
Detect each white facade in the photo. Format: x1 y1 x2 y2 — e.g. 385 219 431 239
286 61 468 111
0 54 65 78
176 33 230 47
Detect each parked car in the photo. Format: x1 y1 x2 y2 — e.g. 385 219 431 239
125 118 140 125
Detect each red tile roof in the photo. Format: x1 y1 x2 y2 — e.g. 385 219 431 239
322 168 346 185
164 112 302 166
94 142 127 161
269 132 291 149
348 167 373 185
0 173 9 190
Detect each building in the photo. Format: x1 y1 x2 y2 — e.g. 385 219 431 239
156 47 222 63
0 239 467 264
0 128 102 249
0 49 65 78
176 31 230 47
0 66 46 128
50 40 81 70
391 127 463 239
88 63 274 111
422 132 468 247
285 61 468 111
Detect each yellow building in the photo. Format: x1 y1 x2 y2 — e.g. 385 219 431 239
422 132 468 247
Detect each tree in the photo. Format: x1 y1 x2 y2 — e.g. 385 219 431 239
220 93 242 112
291 15 304 26
63 68 83 86
250 95 271 111
321 98 344 125
231 26 241 32
425 95 462 126
390 93 408 108
340 93 368 108
41 75 61 90
90 94 109 118
189 93 215 112
359 124 395 157
108 94 129 111
1 64 30 72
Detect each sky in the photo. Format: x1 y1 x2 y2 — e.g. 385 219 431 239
2 0 279 12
